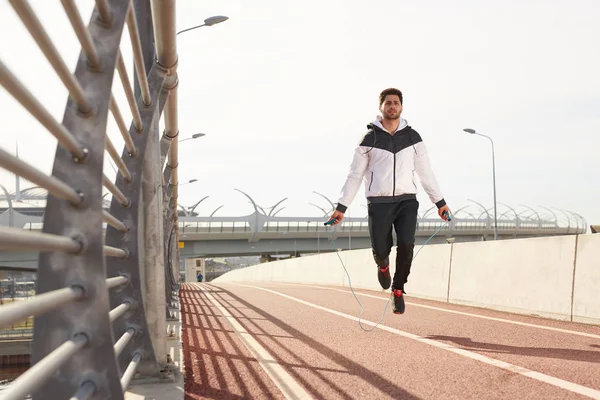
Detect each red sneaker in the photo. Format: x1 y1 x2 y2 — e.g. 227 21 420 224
392 289 405 314
378 265 391 289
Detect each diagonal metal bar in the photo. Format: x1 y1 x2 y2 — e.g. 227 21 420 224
0 147 83 205
103 210 128 232
0 285 84 329
110 95 137 156
116 50 143 131
0 226 83 253
105 136 133 181
0 61 86 160
114 328 135 357
126 2 151 105
2 334 89 400
104 245 128 258
103 174 130 206
109 302 131 322
61 0 101 69
120 353 142 391
106 276 129 289
9 0 91 113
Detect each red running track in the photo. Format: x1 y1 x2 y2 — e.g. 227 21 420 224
180 282 600 400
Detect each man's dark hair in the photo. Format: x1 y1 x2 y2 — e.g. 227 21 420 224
379 88 403 107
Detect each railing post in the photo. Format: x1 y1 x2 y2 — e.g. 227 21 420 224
134 0 168 367
140 121 168 365
105 61 169 381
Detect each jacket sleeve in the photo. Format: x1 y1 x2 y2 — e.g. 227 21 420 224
336 145 368 213
414 141 446 209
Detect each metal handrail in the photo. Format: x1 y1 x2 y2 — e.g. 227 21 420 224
0 227 83 252
0 148 83 204
0 0 180 398
121 353 143 390
2 334 89 400
0 62 86 160
9 0 92 113
0 286 84 329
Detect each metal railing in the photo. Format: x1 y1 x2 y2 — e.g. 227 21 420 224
0 1 181 399
175 213 587 236
3 207 588 237
0 328 33 339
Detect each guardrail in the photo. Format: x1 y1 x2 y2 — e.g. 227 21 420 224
2 199 589 237
177 218 583 234
0 328 33 340
0 1 181 399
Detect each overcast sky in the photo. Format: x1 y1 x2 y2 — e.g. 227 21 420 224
1 0 598 230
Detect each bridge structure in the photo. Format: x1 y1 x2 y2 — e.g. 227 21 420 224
175 190 588 257
0 2 598 400
0 190 589 265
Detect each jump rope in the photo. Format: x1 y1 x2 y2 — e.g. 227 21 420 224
324 211 451 332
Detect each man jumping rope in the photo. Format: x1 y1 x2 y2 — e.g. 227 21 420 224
327 88 450 315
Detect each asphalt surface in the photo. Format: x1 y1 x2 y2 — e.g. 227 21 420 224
180 282 600 400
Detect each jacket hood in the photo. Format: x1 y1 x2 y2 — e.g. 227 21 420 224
369 115 408 133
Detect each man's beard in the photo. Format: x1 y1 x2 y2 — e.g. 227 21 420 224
384 111 400 120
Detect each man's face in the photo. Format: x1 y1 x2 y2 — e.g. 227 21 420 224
380 95 402 120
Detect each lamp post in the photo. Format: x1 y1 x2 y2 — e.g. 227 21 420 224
180 179 198 187
179 133 205 143
177 16 229 36
464 128 498 240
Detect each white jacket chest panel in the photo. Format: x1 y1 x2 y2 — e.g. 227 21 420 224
363 146 417 197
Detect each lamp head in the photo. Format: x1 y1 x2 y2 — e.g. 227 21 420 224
204 16 229 26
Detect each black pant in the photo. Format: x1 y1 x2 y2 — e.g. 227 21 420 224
368 199 419 290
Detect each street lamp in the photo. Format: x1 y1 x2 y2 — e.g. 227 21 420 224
464 128 498 240
180 179 198 187
179 133 206 143
177 16 229 36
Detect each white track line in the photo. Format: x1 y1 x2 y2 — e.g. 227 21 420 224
231 283 600 400
192 283 313 400
273 282 600 340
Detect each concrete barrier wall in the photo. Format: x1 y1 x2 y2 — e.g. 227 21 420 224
572 234 600 325
448 235 577 320
213 234 599 325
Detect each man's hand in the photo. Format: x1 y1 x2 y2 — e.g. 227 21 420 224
438 205 450 221
327 210 345 225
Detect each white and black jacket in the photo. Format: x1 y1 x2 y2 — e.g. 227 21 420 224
336 116 446 213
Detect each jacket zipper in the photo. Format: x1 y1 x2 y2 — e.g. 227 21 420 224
369 171 374 191
392 135 396 198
